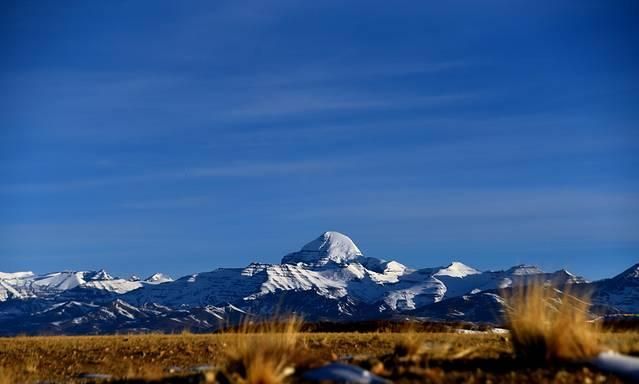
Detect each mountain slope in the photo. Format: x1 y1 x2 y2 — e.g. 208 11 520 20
591 263 639 313
0 231 635 335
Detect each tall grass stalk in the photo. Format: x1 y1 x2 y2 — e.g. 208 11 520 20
504 281 600 362
223 316 303 384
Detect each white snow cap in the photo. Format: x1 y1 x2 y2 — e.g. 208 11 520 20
0 271 35 280
434 262 480 278
89 270 113 281
507 264 544 276
144 273 173 284
282 231 363 265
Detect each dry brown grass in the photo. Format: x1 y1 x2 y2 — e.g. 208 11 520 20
393 324 426 359
504 281 602 362
221 317 303 384
0 329 636 382
0 367 16 384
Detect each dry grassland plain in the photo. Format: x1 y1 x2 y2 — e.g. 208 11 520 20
0 331 638 383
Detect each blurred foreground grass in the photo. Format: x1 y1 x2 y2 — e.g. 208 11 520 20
0 330 637 383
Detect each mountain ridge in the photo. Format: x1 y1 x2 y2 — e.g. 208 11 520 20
0 231 636 335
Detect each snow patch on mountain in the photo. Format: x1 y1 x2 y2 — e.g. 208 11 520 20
0 281 25 301
83 279 143 294
435 262 480 278
506 264 544 275
0 271 35 280
244 263 348 300
382 276 446 310
31 272 90 291
144 273 173 284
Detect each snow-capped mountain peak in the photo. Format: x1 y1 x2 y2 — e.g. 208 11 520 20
144 273 173 284
434 262 480 278
506 264 544 276
281 231 363 265
87 269 113 281
383 261 407 275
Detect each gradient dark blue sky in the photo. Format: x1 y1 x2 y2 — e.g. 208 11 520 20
1 1 638 280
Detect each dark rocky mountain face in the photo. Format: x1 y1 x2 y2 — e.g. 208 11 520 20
590 263 639 314
0 232 635 335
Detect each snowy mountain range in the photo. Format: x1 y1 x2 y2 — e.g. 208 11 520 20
0 231 636 335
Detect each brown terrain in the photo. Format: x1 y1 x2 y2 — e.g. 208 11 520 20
0 329 637 383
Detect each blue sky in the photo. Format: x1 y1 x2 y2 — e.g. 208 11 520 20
1 1 638 280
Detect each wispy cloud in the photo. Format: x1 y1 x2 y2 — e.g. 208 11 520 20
0 158 349 193
288 188 639 243
120 196 211 210
211 113 637 154
295 188 639 218
2 57 480 141
225 60 474 89
226 91 478 119
3 118 635 194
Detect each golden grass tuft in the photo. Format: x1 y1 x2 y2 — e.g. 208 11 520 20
222 316 303 384
504 281 601 362
0 367 16 384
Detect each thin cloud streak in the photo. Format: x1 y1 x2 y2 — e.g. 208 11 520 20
3 60 482 141
3 126 636 194
120 196 211 210
227 92 479 119
0 159 348 194
293 189 639 219
226 59 475 89
288 189 639 243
